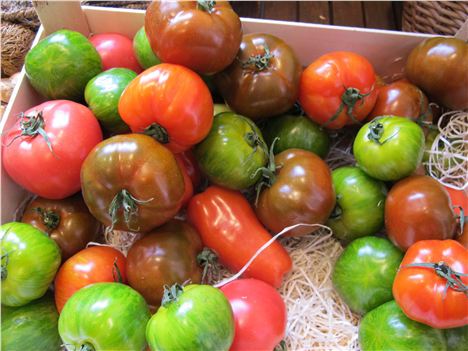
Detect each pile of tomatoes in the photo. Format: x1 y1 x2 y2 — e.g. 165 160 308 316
1 1 467 351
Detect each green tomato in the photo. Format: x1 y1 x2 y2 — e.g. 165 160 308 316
85 68 136 133
1 222 61 307
327 166 386 241
359 300 447 351
146 284 234 351
195 112 268 190
133 27 161 69
262 114 330 158
25 29 102 101
59 282 150 351
2 294 61 351
423 128 439 164
332 236 403 314
353 116 425 181
213 103 231 116
444 325 468 351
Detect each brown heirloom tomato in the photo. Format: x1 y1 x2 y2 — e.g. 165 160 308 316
145 0 242 75
21 194 100 259
385 175 457 251
81 134 185 233
405 37 468 110
255 149 335 237
215 33 302 120
126 220 202 306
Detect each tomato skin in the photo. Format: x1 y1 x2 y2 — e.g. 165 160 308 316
386 176 457 251
393 240 468 328
21 194 100 260
215 33 302 120
175 155 194 207
54 246 127 313
256 149 335 237
133 27 161 69
444 186 468 216
2 100 103 199
175 150 202 190
145 0 242 75
187 186 292 288
220 279 286 351
90 33 142 73
299 51 378 129
118 63 214 153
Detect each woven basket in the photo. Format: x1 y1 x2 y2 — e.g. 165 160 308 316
402 1 468 36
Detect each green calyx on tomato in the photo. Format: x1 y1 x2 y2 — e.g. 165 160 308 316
108 189 154 231
325 87 371 127
7 111 53 153
143 122 170 144
197 0 216 12
32 207 60 230
240 43 274 71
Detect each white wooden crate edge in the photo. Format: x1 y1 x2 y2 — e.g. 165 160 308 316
0 3 436 223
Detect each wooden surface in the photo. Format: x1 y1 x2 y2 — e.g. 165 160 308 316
231 1 402 30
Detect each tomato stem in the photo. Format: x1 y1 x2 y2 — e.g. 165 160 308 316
323 87 371 127
253 137 281 205
274 340 287 351
368 120 397 145
33 207 60 231
161 283 185 307
197 248 218 284
143 123 169 144
197 0 216 12
80 343 95 351
112 258 123 283
241 43 274 71
107 189 154 231
1 252 10 281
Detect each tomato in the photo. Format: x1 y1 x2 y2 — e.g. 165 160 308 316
457 225 468 249
126 220 202 307
332 236 403 314
90 33 142 73
299 51 378 129
21 194 100 260
175 155 194 207
85 68 135 134
145 0 241 75
2 100 103 199
353 116 425 181
195 112 268 189
25 29 102 101
214 103 232 116
215 33 302 120
444 186 468 216
54 245 126 313
405 37 468 110
133 27 161 69
386 176 457 251
445 325 468 351
220 279 286 351
327 166 386 242
118 63 213 153
261 114 330 158
187 186 292 288
175 150 202 190
367 80 432 123
2 295 61 351
81 134 185 232
1 222 61 307
256 149 335 237
359 300 447 351
59 282 150 351
146 283 234 351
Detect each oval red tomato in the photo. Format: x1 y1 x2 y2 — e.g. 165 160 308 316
2 100 103 199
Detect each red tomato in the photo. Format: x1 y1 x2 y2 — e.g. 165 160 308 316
175 150 202 190
444 186 468 216
220 279 286 351
118 63 213 153
299 51 378 129
89 33 142 73
175 154 194 207
187 186 292 288
393 240 468 328
54 246 127 313
2 100 102 199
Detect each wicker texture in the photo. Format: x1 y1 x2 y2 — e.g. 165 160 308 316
402 1 468 36
82 1 150 10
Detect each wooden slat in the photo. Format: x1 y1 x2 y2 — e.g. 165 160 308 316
230 1 261 18
298 1 330 24
363 1 395 30
393 1 404 30
263 1 297 21
332 1 365 27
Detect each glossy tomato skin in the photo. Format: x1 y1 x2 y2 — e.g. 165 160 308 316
216 33 301 120
194 112 268 190
59 283 150 351
118 63 213 153
220 279 286 351
353 116 425 181
256 149 335 237
126 220 202 307
2 100 103 199
175 150 202 190
175 155 194 207
21 194 100 260
54 245 126 313
385 176 456 251
299 51 378 129
90 33 142 73
187 186 292 288
145 0 241 75
327 166 386 242
359 300 447 351
406 37 468 110
393 240 468 328
81 134 185 232
133 27 161 69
